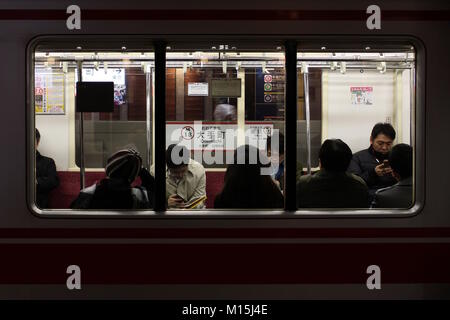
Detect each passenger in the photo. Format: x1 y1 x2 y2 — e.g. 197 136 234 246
297 139 369 208
35 128 59 209
151 144 206 209
213 103 237 121
266 132 302 191
372 144 413 208
347 123 397 200
70 148 154 209
214 145 284 209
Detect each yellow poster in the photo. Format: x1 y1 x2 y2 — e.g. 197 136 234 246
35 71 65 114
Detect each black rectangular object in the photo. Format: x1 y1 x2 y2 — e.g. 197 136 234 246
76 82 114 113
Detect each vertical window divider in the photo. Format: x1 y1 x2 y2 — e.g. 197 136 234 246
154 41 167 212
284 40 298 211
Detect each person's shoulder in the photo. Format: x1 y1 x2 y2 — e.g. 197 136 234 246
298 174 313 185
347 173 367 186
40 154 56 164
189 159 206 173
353 148 370 158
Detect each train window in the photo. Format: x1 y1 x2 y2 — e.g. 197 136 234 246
33 42 155 210
296 49 416 210
164 44 285 210
29 37 421 216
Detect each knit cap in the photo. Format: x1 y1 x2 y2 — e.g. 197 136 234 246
105 148 142 183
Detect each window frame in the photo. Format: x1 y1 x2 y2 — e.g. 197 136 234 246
27 35 425 218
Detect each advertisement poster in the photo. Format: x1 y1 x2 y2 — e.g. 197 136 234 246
351 86 373 105
35 70 65 114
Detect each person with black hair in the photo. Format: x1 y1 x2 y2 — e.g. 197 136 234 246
372 144 413 208
151 144 206 208
35 128 59 208
296 139 369 208
348 123 397 199
70 148 154 209
214 145 284 209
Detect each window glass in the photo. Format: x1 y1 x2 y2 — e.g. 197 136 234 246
164 46 285 210
296 51 415 209
34 48 154 210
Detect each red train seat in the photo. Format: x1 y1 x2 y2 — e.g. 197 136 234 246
48 171 226 209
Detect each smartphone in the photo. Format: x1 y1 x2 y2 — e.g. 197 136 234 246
382 160 389 169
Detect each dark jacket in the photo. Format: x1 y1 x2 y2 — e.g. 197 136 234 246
70 168 154 209
347 146 397 195
273 160 303 191
36 151 59 208
214 164 284 209
372 177 413 208
296 169 369 208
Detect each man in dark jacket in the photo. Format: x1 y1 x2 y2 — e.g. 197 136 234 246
297 139 369 208
70 148 154 209
372 143 413 208
347 123 397 200
36 129 59 208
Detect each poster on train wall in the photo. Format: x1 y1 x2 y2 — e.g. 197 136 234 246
166 123 273 151
188 82 209 96
35 70 65 114
351 86 373 105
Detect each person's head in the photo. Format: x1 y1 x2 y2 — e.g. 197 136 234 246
105 148 142 184
266 132 285 158
218 145 281 208
318 139 353 172
389 144 413 180
213 104 237 121
370 123 396 155
35 128 41 147
232 144 269 167
166 144 190 180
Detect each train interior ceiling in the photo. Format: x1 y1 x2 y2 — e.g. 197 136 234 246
33 43 415 211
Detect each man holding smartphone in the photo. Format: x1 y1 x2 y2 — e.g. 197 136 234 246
348 123 397 201
151 144 206 209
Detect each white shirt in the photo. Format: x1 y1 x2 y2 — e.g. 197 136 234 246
150 159 206 207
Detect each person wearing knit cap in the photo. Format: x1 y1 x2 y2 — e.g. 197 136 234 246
70 148 154 209
105 148 142 183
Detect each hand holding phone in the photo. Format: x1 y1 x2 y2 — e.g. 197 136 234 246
168 194 185 208
381 160 393 175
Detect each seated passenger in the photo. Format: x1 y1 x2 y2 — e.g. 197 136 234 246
214 145 284 209
35 128 59 209
70 148 154 209
213 103 237 121
151 144 206 209
372 144 413 208
347 123 397 200
266 132 302 191
297 139 369 208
